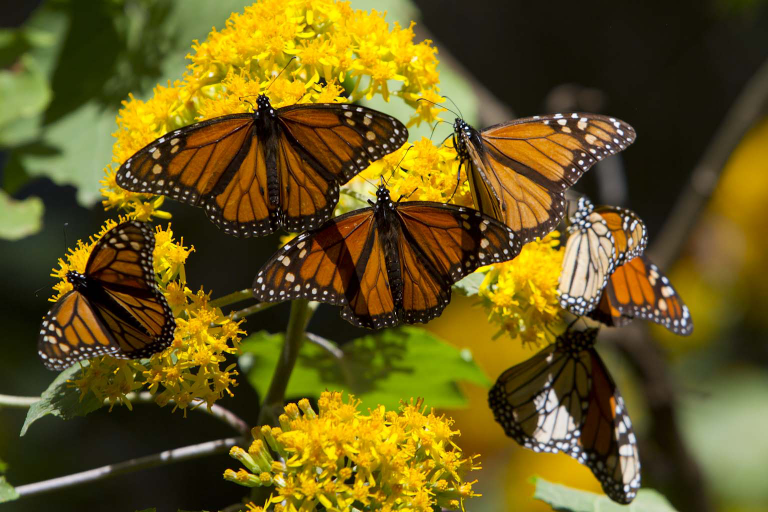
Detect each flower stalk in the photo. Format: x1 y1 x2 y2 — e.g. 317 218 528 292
257 299 316 426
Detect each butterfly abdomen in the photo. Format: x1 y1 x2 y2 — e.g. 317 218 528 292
374 189 405 313
253 98 282 207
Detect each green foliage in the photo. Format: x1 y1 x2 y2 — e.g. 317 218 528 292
453 271 485 296
1 0 256 213
240 326 489 411
20 364 101 436
0 190 43 241
680 369 768 506
533 478 677 511
0 477 19 503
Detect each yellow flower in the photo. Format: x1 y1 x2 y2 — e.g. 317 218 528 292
53 219 244 413
100 0 444 220
478 232 567 345
226 392 480 511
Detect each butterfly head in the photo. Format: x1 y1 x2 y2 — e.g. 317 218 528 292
556 327 599 354
66 270 87 289
256 95 276 118
452 118 473 157
374 184 394 209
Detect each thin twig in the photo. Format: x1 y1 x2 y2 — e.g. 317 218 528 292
304 332 357 390
0 394 39 408
128 392 249 436
257 300 316 426
13 436 244 500
651 57 768 268
232 302 276 321
209 288 254 309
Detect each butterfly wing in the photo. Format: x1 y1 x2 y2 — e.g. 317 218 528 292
38 291 121 370
275 104 407 232
590 255 693 335
595 205 647 266
579 348 641 504
558 210 615 315
252 208 398 329
489 328 641 504
462 114 635 243
488 342 589 454
392 203 523 324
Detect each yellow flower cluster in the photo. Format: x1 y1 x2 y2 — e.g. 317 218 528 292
100 0 444 220
478 232 567 345
225 391 480 512
51 219 244 412
360 137 473 206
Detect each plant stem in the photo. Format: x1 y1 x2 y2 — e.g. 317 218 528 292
0 394 39 408
257 299 315 426
13 436 244 500
232 302 276 321
209 288 254 309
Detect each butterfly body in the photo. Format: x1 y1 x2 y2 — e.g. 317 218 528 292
253 185 522 329
489 327 641 504
116 96 408 237
452 113 636 243
38 221 175 371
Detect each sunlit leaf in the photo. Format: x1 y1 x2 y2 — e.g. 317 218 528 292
0 477 19 503
240 326 489 411
20 364 101 436
453 271 485 296
0 55 51 143
533 478 677 511
0 189 43 240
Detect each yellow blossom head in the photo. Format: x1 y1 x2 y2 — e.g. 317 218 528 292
225 391 481 511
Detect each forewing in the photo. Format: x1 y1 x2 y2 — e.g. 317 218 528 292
116 115 255 206
559 211 616 315
595 206 647 266
488 343 591 454
86 221 156 291
277 103 408 183
394 203 523 323
38 291 119 370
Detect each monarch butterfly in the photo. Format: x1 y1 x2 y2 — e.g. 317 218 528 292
38 221 175 370
115 95 408 237
589 255 693 335
558 197 647 316
253 184 522 328
488 327 641 504
452 112 635 243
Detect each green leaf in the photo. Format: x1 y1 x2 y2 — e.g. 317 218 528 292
21 364 102 436
0 189 43 240
0 54 51 137
241 326 489 411
18 101 117 205
0 477 19 503
453 271 485 296
533 478 677 512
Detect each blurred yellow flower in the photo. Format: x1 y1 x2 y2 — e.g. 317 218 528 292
50 219 243 412
478 232 567 345
225 391 481 511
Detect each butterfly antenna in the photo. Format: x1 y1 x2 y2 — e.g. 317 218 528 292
383 146 413 186
443 95 464 119
266 56 297 92
417 97 459 118
62 223 69 252
33 285 48 298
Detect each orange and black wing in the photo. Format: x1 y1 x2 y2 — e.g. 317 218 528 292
558 199 616 315
590 255 693 335
38 291 120 370
115 115 280 237
489 328 641 504
38 221 175 370
594 205 647 266
275 104 408 231
252 208 398 329
462 113 635 243
393 203 523 324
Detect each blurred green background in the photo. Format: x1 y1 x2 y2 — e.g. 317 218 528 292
1 0 768 510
